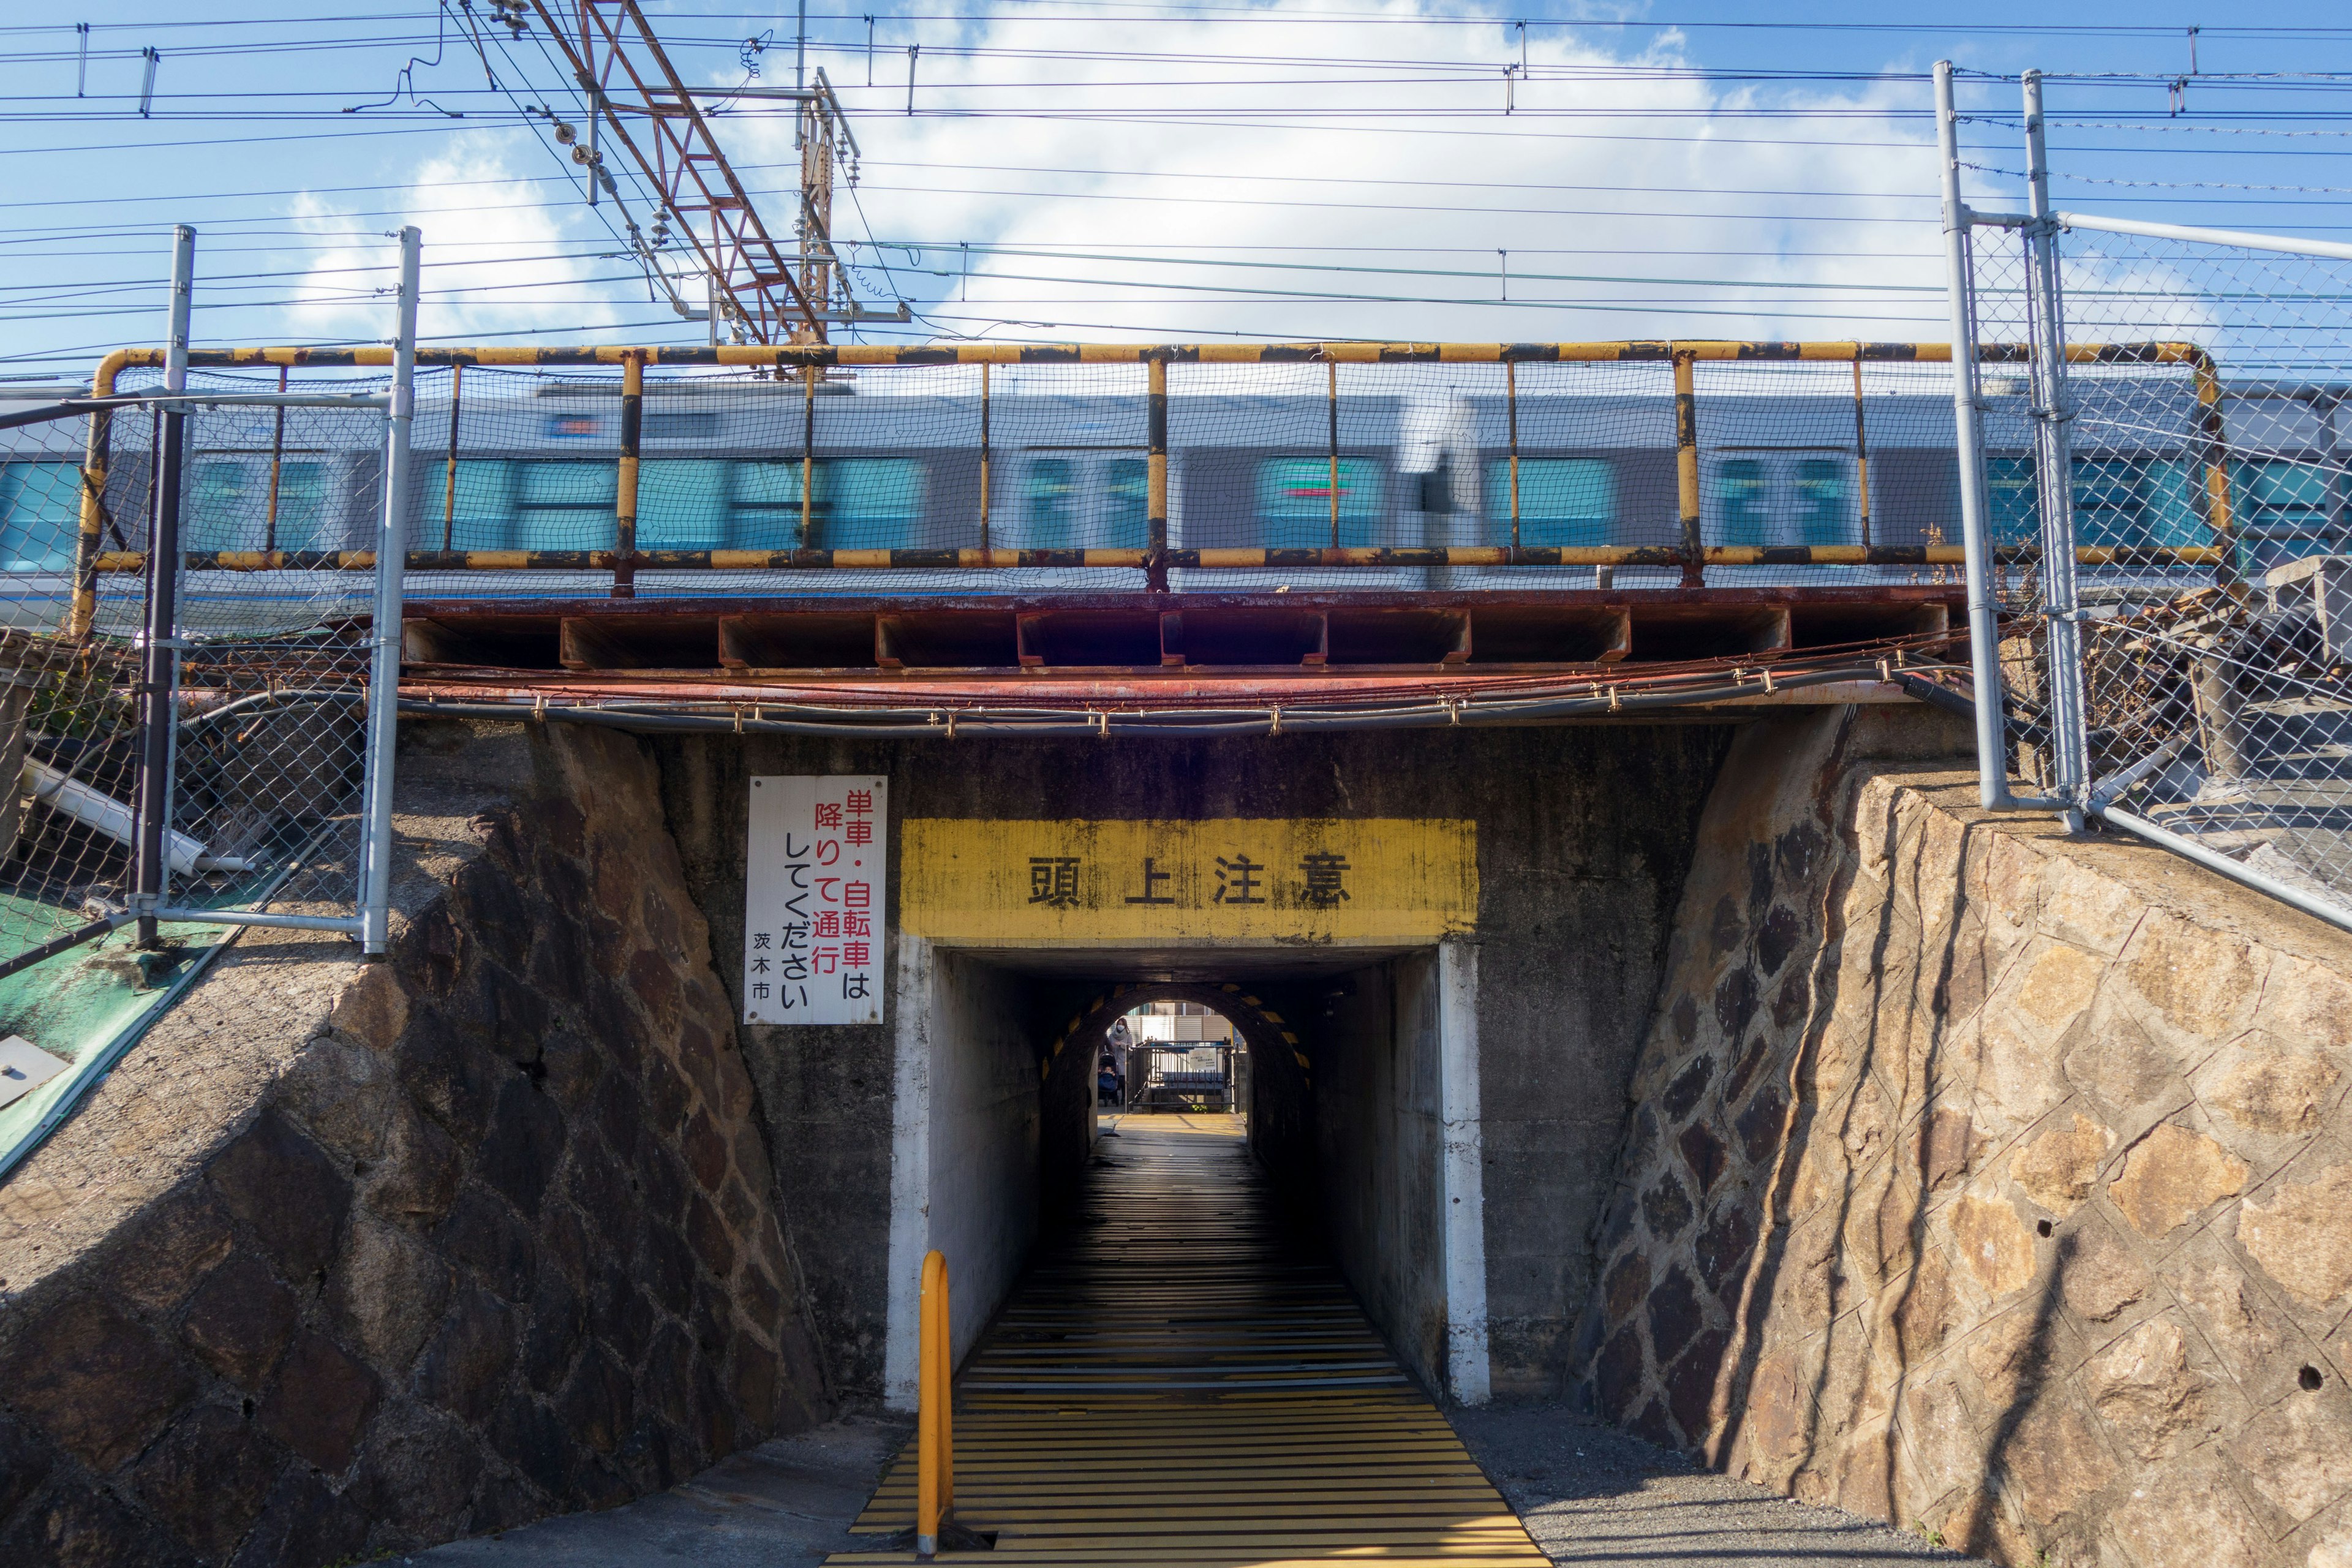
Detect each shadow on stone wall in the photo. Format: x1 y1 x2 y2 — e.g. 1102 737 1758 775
0 724 829 1566
1576 706 2352 1567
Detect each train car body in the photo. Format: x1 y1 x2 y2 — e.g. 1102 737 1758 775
1 372 2342 633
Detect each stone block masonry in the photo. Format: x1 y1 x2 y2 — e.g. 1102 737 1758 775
0 722 828 1566
1577 706 2352 1568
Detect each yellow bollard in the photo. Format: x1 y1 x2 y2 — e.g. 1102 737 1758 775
917 1250 953 1557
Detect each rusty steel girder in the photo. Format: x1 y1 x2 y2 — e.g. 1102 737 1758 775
529 0 822 344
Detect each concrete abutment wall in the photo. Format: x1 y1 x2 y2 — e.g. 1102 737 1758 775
26 695 2331 1567
0 723 829 1566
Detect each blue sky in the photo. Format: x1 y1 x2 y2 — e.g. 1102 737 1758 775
3 3 2350 379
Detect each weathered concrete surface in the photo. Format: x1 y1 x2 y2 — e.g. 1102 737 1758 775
656 725 1735 1401
1316 952 1450 1390
1577 706 2352 1567
1455 1398 1975 1566
0 722 829 1566
404 1414 905 1568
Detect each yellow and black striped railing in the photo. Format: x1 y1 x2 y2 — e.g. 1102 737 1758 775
82 543 2220 575
65 338 2229 630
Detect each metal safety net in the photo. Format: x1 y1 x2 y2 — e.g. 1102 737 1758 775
100 347 2120 601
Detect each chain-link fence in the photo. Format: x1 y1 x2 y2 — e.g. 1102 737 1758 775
0 228 417 1182
1942 63 2352 929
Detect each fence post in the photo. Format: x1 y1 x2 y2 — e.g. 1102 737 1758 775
132 224 195 950
1673 349 1703 586
1146 355 1169 590
2022 70 2091 830
978 361 992 559
916 1248 954 1558
1937 60 2016 812
613 350 642 598
1326 358 1341 549
800 364 816 549
1850 355 1872 552
443 361 462 551
70 364 119 642
1505 360 1521 554
265 364 288 553
360 227 421 956
2188 350 2237 586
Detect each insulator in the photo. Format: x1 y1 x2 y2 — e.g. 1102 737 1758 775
552 121 576 145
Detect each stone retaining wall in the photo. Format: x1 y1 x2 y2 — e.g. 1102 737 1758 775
0 723 827 1566
1576 707 2352 1567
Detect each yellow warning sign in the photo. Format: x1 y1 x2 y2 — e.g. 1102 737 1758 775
899 818 1477 946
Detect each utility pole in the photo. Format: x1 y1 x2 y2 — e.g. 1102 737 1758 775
527 2 903 343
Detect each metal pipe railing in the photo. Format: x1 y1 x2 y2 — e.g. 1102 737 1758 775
442 361 462 551
612 351 642 599
82 541 2225 574
77 336 2223 602
1146 355 1169 590
86 339 2214 370
1672 349 1703 586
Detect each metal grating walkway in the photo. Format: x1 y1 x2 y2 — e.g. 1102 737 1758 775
829 1114 1548 1566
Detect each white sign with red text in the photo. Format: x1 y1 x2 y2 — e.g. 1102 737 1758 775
743 776 888 1025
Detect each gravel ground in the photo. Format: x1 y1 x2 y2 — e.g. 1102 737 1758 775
399 1414 910 1568
1451 1401 1982 1568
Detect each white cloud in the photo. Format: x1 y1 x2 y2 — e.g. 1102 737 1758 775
698 2 1954 345
284 135 632 344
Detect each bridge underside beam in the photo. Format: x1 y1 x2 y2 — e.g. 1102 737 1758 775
401 588 1959 680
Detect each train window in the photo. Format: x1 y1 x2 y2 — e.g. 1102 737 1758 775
1253 457 1383 547
1480 458 1613 546
447 461 521 549
1106 458 1148 546
644 412 720 442
516 461 617 549
2071 457 2203 553
2220 461 2333 564
1014 457 1147 549
1985 456 2211 556
1709 454 1856 548
1987 456 2038 547
812 458 923 550
638 460 732 549
731 462 804 548
0 461 78 571
186 459 330 551
1023 457 1079 546
1793 459 1846 541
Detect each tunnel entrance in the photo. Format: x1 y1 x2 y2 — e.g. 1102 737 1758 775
832 1107 1548 1567
881 941 1488 1411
